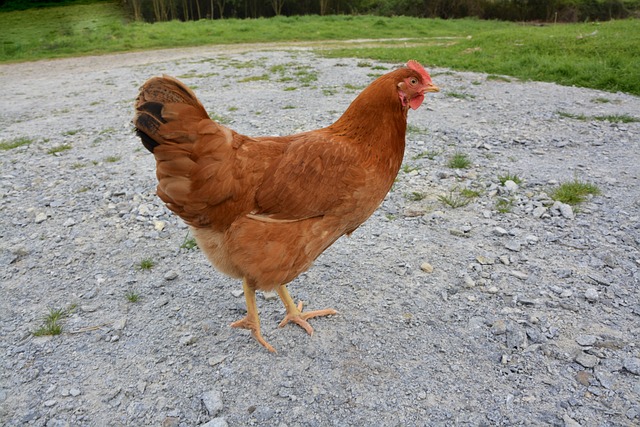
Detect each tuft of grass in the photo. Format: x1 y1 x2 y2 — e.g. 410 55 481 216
405 191 426 202
138 258 155 270
180 233 198 250
104 156 120 163
401 164 418 173
550 179 600 205
125 290 140 303
460 188 482 198
63 129 81 136
238 74 269 83
486 75 511 82
32 306 75 337
412 149 441 161
71 162 86 169
47 144 72 154
438 190 471 209
447 152 471 169
558 111 639 123
447 91 476 100
0 136 33 150
495 197 514 213
498 172 522 185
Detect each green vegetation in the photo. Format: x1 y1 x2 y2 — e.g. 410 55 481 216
550 179 600 205
498 172 522 185
138 258 155 270
1 3 639 95
47 144 72 154
33 306 75 337
405 191 426 202
558 111 639 123
104 155 120 163
125 290 140 303
447 152 471 169
0 136 32 150
180 234 198 250
438 189 472 209
495 197 515 213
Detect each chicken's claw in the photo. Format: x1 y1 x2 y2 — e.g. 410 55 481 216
231 316 276 353
276 285 337 335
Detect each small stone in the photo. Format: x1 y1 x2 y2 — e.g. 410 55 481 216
558 202 574 219
560 289 573 298
576 370 591 386
154 297 169 308
162 416 180 427
69 388 81 397
164 270 179 281
503 180 519 193
201 389 223 416
420 262 434 273
499 255 510 265
153 220 166 231
562 414 582 427
493 226 508 236
623 357 640 375
35 212 47 223
584 288 599 302
510 270 529 280
263 291 278 301
113 318 127 331
110 335 120 342
208 355 226 366
486 286 499 294
476 256 495 265
504 240 521 252
463 275 476 288
532 206 547 218
575 352 599 368
575 335 597 346
44 399 57 407
506 325 528 349
63 217 76 227
179 335 196 346
490 319 507 335
200 418 228 427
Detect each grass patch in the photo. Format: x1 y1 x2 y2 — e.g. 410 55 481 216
47 144 72 154
32 306 75 337
138 258 155 270
495 197 515 213
447 91 475 100
104 155 120 163
498 172 522 185
558 111 639 123
412 149 441 161
0 136 33 150
125 290 140 303
404 191 426 202
438 189 471 208
550 179 600 205
180 233 198 250
1 6 639 95
447 152 471 169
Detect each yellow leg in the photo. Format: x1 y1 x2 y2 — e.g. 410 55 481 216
276 284 338 335
230 279 276 353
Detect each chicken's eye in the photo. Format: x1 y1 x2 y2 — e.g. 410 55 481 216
409 78 418 85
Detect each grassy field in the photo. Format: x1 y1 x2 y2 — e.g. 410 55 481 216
1 1 639 95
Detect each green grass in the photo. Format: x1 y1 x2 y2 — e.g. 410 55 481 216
550 179 600 205
47 144 72 154
404 191 426 202
495 197 515 213
0 136 33 150
32 306 75 337
138 258 155 270
1 4 639 95
438 189 472 209
498 172 522 185
559 111 640 123
125 290 140 303
447 152 471 169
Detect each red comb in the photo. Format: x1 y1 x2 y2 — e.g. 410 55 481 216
407 60 432 83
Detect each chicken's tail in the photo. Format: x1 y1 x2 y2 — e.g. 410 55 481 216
133 75 210 154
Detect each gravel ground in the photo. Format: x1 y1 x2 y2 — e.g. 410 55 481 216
1 46 639 427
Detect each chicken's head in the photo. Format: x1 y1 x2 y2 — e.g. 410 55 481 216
397 60 439 110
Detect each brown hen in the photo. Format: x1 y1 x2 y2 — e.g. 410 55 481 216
133 60 438 352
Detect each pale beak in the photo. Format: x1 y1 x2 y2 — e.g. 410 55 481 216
425 84 440 93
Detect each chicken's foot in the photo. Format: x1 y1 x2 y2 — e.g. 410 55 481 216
276 284 338 335
230 279 276 353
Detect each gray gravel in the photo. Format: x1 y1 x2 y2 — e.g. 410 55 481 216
1 46 639 426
